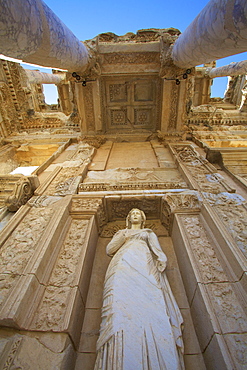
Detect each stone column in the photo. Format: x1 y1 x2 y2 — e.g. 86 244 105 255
25 69 66 84
172 0 247 68
57 83 73 115
0 0 89 72
206 60 247 78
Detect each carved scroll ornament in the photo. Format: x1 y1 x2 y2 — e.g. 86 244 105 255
5 176 34 212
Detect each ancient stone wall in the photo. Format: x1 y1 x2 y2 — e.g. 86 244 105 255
0 139 246 369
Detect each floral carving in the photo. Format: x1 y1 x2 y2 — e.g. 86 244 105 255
83 84 95 131
161 191 201 230
181 215 227 283
55 177 80 196
81 136 107 149
103 53 160 65
71 197 107 231
2 336 22 370
203 192 247 257
163 191 201 213
71 197 103 213
0 207 54 310
168 85 179 129
33 219 89 330
205 282 247 333
44 168 81 196
173 145 233 194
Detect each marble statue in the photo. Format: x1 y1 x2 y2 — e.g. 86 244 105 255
95 208 184 370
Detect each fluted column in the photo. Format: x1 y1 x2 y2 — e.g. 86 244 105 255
0 0 89 72
172 0 247 69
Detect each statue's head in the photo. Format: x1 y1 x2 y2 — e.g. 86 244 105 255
126 208 146 229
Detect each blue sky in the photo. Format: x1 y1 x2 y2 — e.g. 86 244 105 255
21 0 247 103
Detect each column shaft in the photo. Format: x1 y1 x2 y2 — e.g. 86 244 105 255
25 69 66 84
0 0 89 72
172 0 247 68
207 60 247 78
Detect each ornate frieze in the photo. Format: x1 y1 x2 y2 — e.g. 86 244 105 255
0 82 20 134
203 192 247 257
71 197 107 231
41 144 95 196
79 182 186 192
157 131 185 143
181 215 227 283
81 136 107 149
2 335 23 370
97 28 180 43
178 213 247 368
79 167 187 192
71 197 103 213
0 207 54 310
102 52 160 65
83 84 95 132
33 219 89 330
2 61 24 127
43 168 82 196
161 191 201 230
54 176 81 196
168 85 179 130
172 144 234 194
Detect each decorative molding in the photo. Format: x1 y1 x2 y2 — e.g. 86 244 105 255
103 52 160 65
55 176 81 196
71 197 103 213
163 191 201 213
172 144 235 194
109 83 127 102
181 214 226 283
157 131 185 143
33 219 89 331
168 84 179 130
81 136 107 149
71 197 107 231
2 336 22 370
0 207 54 311
83 83 95 132
79 181 187 192
203 192 247 257
79 167 187 192
43 168 81 196
28 195 62 208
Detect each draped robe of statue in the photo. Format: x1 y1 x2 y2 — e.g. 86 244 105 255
94 225 184 370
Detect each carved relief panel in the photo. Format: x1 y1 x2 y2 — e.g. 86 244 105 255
102 76 161 131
